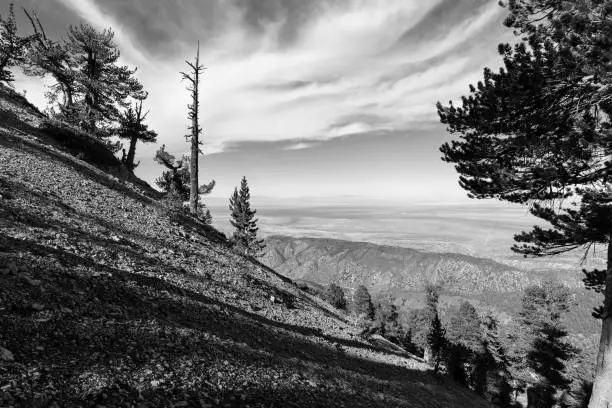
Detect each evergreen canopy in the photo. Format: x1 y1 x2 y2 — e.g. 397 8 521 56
115 98 157 171
437 2 612 404
352 285 374 319
0 4 32 84
229 177 265 257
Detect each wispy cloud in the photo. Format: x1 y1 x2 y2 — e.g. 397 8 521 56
55 0 148 64
283 142 318 151
45 0 508 149
12 0 514 200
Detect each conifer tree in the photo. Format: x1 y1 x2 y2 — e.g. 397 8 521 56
399 326 418 354
154 145 190 201
444 343 469 386
324 283 347 310
66 24 144 139
427 312 446 374
228 177 265 257
116 98 157 171
436 2 612 404
352 285 374 319
447 301 492 395
447 301 483 353
181 42 205 216
0 4 32 84
23 9 76 112
509 282 575 408
422 284 442 362
154 145 215 220
373 296 402 342
482 313 514 408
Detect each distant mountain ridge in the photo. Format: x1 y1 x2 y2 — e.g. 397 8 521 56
262 236 539 295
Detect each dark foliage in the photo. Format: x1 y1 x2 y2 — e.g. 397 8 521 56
154 145 215 223
0 4 32 84
115 98 157 171
508 282 575 408
372 296 402 342
352 285 374 320
447 301 483 353
437 1 612 403
437 0 612 320
427 313 446 374
481 314 514 407
399 327 418 355
229 177 265 257
66 24 145 136
23 9 76 113
154 145 190 202
444 343 469 386
324 283 347 310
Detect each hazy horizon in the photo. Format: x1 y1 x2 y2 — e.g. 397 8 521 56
207 198 605 281
9 0 601 276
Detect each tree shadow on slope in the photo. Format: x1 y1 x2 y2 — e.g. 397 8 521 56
0 231 410 363
0 175 361 339
0 248 487 408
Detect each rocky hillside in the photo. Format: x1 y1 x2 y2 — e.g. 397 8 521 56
0 86 494 407
262 235 539 295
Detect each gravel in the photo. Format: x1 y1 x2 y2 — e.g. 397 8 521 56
0 89 492 408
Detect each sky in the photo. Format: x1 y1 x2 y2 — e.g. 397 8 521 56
9 0 515 202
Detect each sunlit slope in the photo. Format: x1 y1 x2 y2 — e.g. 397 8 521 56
0 86 493 407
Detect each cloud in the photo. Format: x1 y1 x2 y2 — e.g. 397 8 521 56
283 142 318 151
56 0 148 64
12 0 515 200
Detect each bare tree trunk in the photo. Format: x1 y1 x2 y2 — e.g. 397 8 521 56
588 239 612 408
64 85 73 109
190 102 198 214
125 134 138 170
182 43 204 215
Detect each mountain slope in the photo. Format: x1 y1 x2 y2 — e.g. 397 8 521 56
0 87 493 407
263 235 538 295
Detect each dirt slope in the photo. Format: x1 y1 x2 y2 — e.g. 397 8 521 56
0 88 492 407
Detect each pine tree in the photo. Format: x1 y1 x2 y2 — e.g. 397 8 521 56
23 9 76 112
180 42 205 216
404 308 430 355
352 285 374 319
509 282 575 408
447 301 483 353
66 24 144 138
482 313 514 408
427 312 446 374
447 301 492 395
399 327 418 354
445 342 469 386
436 2 612 404
154 145 215 218
116 98 157 171
154 145 190 202
324 283 346 310
228 177 265 257
373 296 402 342
422 284 442 362
0 4 32 84
199 206 213 225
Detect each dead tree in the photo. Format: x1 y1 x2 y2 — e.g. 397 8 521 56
180 42 205 215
